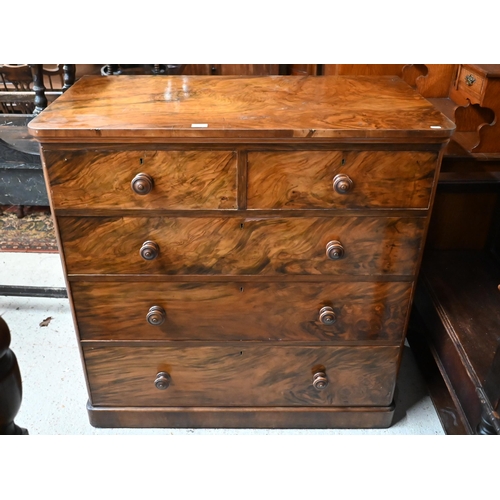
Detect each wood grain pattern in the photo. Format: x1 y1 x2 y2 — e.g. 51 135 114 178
86 403 395 429
83 344 400 407
181 65 280 76
58 215 426 276
71 281 412 342
247 150 438 209
28 75 455 141
44 149 237 210
401 64 457 98
29 74 448 429
448 64 500 154
325 64 405 77
453 66 485 105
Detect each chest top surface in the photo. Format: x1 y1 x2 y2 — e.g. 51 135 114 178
28 75 455 142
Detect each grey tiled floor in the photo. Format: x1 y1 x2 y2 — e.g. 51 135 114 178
1 252 444 435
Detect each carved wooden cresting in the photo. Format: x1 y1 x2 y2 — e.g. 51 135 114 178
29 75 454 428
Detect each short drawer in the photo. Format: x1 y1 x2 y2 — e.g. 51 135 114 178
83 344 400 407
72 281 412 342
455 65 485 105
58 215 426 276
44 149 237 210
247 150 438 209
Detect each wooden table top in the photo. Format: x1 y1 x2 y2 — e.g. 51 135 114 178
28 75 455 143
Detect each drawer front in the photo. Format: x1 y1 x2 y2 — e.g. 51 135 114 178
455 66 485 104
247 150 438 209
83 345 399 407
59 216 425 276
72 281 412 342
44 149 237 210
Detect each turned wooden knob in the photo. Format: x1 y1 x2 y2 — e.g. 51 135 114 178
140 240 159 260
326 240 345 260
319 306 336 325
147 306 166 326
333 174 353 194
154 371 171 390
312 371 328 390
131 173 154 195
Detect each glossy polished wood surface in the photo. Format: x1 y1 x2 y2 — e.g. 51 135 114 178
31 75 452 428
58 215 425 276
71 281 412 342
29 75 455 141
86 404 395 429
247 150 438 209
44 149 238 210
83 344 399 407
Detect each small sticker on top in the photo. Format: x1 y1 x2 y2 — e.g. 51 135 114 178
191 123 208 128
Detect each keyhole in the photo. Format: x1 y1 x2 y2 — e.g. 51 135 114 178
240 287 244 292
341 158 345 166
240 223 244 229
140 158 144 165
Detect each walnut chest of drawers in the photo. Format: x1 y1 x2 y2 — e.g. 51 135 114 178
29 75 455 428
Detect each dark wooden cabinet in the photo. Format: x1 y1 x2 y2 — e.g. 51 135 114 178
29 74 453 429
408 153 500 434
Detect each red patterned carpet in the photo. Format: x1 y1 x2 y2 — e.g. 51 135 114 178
0 206 58 253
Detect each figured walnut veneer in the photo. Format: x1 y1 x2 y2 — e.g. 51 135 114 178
58 215 425 276
29 75 453 141
247 150 438 209
29 75 454 429
83 345 400 407
44 149 238 210
72 281 412 342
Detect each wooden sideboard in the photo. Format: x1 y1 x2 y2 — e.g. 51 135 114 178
29 75 454 429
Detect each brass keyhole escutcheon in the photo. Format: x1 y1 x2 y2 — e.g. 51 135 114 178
465 74 476 86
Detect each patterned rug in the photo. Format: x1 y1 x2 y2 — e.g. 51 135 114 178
0 206 58 252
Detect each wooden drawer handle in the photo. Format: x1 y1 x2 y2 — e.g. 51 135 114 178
312 370 328 390
154 371 171 390
465 74 476 86
131 173 154 195
333 173 353 194
326 240 345 260
319 306 336 325
140 240 159 260
147 306 166 326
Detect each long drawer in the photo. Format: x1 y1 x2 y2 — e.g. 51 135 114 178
58 215 426 276
72 281 412 342
83 344 400 407
43 149 238 210
247 150 438 209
